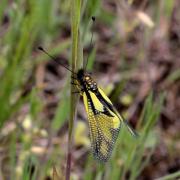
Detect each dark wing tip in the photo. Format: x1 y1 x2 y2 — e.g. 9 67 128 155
131 129 139 138
93 152 110 163
124 120 139 138
92 16 96 21
38 46 44 51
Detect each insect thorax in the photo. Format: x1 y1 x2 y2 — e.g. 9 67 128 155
77 69 97 91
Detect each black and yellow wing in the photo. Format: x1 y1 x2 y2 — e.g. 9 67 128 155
82 87 138 162
83 88 121 162
97 88 138 138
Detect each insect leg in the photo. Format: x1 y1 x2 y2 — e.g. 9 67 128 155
71 76 77 79
72 91 80 94
71 82 79 86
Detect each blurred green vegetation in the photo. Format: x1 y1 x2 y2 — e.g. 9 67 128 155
0 0 179 180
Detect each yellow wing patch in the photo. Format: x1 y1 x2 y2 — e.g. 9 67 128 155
98 88 121 128
89 92 104 112
109 111 121 129
99 87 127 126
83 93 89 112
98 88 113 105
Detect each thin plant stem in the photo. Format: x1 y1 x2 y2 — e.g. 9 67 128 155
65 0 82 180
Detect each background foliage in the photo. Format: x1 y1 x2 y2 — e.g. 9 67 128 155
0 0 179 179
